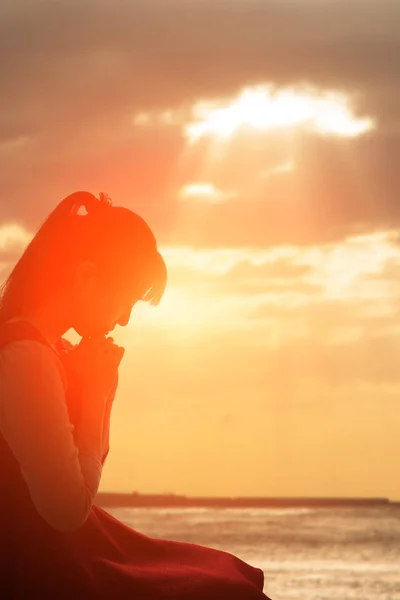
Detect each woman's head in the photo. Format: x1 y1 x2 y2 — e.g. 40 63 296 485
0 191 167 338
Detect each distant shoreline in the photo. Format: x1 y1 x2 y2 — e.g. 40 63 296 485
96 493 399 509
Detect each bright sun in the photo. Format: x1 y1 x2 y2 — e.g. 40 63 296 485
185 85 374 144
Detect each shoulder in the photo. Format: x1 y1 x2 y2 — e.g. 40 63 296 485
0 340 67 391
0 339 61 362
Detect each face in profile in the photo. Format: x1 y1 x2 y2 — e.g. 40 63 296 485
70 261 140 338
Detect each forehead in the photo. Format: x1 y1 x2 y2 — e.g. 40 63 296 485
98 255 153 297
109 272 149 303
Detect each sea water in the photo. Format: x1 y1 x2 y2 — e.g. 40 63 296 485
107 505 400 600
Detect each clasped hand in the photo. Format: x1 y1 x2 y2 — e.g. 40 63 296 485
62 336 125 401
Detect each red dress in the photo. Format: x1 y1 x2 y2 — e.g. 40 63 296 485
0 320 270 599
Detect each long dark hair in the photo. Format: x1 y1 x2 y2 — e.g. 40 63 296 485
0 191 167 324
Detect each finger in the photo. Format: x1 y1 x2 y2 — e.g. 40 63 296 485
105 345 125 362
102 340 119 351
108 346 125 361
101 343 123 360
79 336 104 349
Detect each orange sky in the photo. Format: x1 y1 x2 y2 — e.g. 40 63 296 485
1 1 400 499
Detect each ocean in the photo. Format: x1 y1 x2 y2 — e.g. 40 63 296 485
106 505 400 600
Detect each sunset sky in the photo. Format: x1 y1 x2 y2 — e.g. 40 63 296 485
1 1 400 500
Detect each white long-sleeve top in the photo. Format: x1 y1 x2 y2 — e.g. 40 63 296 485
0 338 103 533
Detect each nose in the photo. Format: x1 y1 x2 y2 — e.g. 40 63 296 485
117 306 133 327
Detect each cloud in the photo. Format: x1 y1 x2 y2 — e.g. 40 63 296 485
184 86 374 144
112 231 397 352
0 222 33 284
165 254 321 298
0 222 32 251
223 258 312 280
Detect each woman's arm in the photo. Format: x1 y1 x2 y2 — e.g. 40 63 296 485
56 337 118 467
0 340 105 533
100 373 118 466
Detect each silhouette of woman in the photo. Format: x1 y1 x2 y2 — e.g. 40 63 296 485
0 191 270 599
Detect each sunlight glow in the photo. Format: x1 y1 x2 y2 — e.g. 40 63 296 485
133 286 255 338
260 161 296 179
179 183 237 203
124 230 400 349
0 223 32 250
185 86 374 144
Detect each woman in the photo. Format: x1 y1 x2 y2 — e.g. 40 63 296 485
0 191 270 599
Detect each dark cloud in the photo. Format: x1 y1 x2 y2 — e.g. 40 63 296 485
0 0 399 246
1 1 399 106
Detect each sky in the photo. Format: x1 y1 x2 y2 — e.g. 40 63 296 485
1 0 400 499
